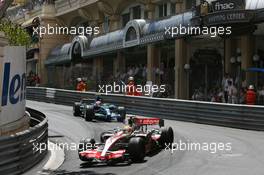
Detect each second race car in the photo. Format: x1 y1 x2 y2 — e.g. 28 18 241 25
73 97 126 122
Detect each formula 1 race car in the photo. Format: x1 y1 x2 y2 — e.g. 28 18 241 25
73 98 126 122
78 117 174 165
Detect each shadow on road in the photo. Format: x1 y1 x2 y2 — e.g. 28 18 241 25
43 169 116 175
79 161 133 169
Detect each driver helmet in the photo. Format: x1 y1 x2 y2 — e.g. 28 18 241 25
123 125 133 134
128 76 134 82
95 100 101 106
249 85 254 90
77 78 82 82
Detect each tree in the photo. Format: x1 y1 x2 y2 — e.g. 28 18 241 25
0 0 14 20
0 20 31 46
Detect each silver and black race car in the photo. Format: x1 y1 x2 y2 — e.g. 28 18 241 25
78 117 174 165
73 98 126 122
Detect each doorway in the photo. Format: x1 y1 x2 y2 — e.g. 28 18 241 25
190 49 223 100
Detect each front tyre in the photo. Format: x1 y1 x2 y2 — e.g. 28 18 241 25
85 106 94 122
159 127 174 148
78 138 96 162
128 137 145 162
117 107 126 122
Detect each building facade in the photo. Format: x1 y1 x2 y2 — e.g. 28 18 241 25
8 0 264 100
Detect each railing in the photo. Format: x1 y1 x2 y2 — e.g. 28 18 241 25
27 87 264 131
0 108 48 175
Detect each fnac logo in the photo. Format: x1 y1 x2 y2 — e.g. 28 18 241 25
1 62 26 106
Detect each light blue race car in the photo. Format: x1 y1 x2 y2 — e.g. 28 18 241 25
73 98 126 122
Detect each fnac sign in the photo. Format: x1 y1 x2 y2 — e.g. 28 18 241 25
212 0 244 12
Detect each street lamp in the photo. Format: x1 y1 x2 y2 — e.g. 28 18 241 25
184 63 191 99
237 56 242 63
184 63 190 71
230 57 236 64
253 54 260 62
230 50 242 103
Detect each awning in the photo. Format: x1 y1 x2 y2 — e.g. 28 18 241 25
45 43 71 66
83 11 193 58
141 11 192 44
83 30 124 57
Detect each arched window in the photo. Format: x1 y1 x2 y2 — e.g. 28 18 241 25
125 27 137 41
72 42 81 61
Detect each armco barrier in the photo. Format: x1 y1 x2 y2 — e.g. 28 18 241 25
27 87 264 131
0 107 48 175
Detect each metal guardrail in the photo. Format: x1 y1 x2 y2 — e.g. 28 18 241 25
27 87 264 131
0 107 48 175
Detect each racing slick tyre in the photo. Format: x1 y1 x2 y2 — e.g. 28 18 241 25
128 137 145 162
78 138 96 162
159 127 174 148
84 106 94 122
73 103 81 116
117 107 126 122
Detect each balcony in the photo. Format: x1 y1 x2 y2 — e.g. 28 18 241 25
55 0 98 16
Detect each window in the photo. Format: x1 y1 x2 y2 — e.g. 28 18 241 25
159 3 168 18
126 27 137 41
132 6 141 19
171 3 176 15
121 4 144 28
122 13 130 27
186 0 197 10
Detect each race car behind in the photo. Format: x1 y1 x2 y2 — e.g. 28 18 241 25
73 97 126 122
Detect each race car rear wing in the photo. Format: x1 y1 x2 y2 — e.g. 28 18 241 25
128 117 164 127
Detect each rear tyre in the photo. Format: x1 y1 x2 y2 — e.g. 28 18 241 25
117 107 126 122
159 127 174 148
73 103 81 116
128 137 145 162
85 106 94 122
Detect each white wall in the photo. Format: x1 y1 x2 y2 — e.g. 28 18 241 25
0 46 27 135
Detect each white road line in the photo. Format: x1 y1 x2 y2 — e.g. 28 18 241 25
42 141 65 171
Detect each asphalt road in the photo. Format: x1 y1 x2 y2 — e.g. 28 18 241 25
26 101 264 175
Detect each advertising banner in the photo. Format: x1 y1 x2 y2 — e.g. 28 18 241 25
0 47 26 127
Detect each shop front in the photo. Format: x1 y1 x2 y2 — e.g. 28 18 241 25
187 0 264 101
